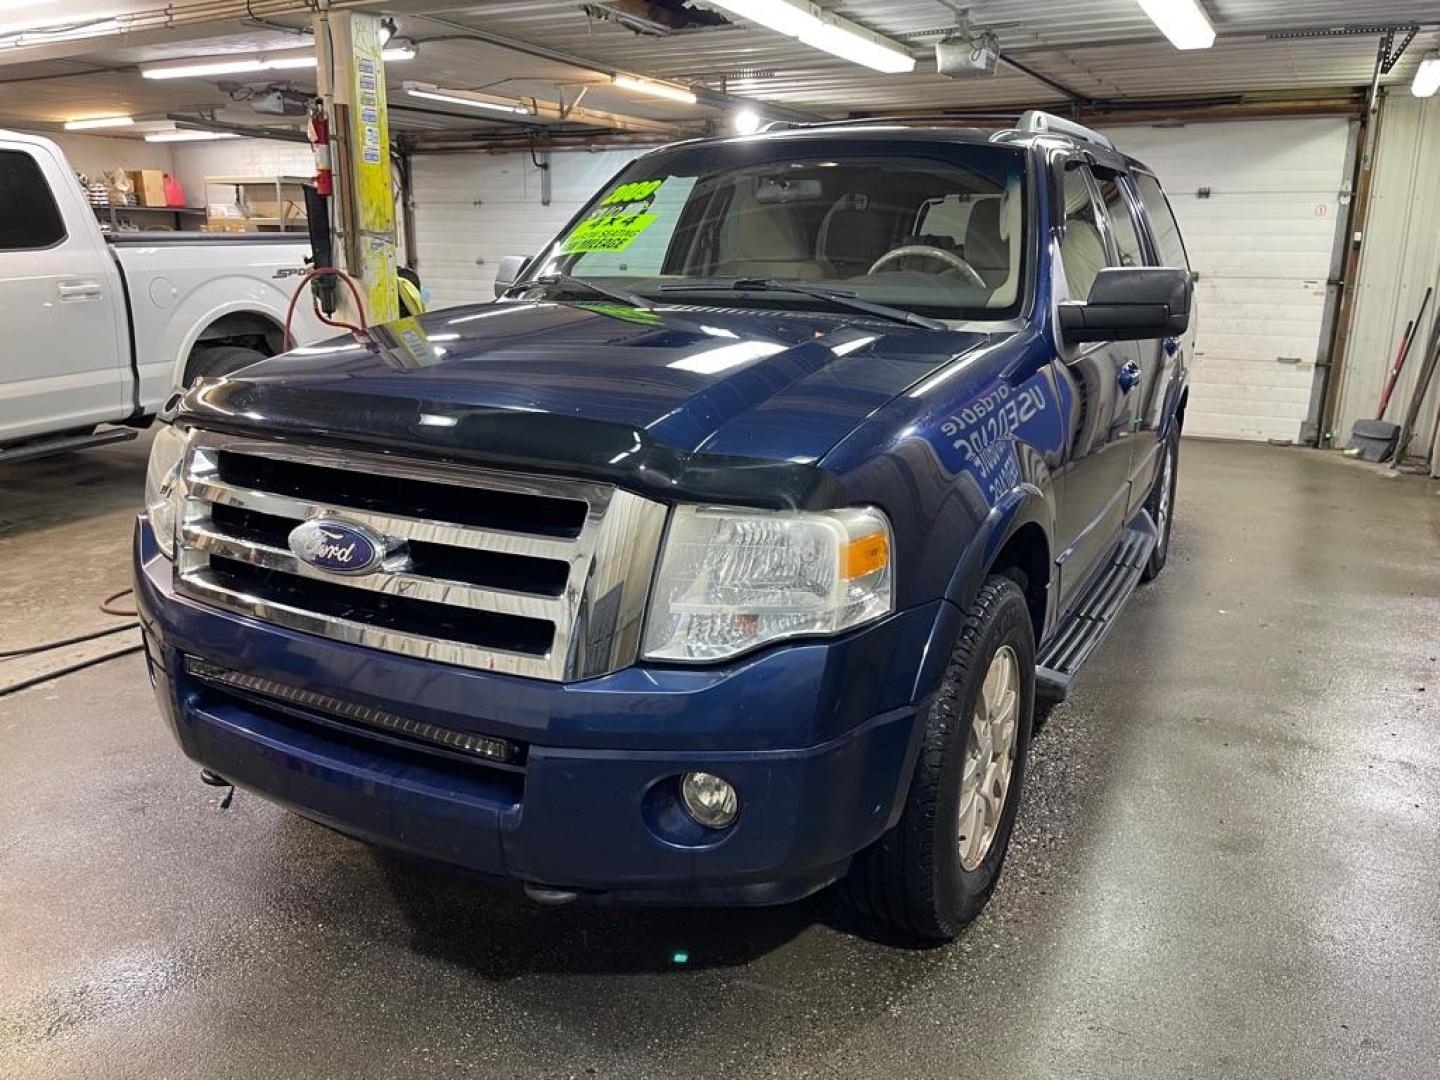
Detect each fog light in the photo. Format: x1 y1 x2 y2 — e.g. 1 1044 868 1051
680 772 739 829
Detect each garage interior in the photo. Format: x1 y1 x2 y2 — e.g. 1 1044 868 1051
2 1 1439 1077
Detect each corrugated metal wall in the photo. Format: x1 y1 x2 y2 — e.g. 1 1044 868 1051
1330 94 1440 462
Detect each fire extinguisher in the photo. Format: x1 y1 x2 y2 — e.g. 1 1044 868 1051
305 98 338 315
308 99 332 197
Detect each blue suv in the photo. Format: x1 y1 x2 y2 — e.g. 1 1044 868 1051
136 111 1192 940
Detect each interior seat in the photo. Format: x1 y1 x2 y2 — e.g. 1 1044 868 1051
816 195 894 278
710 202 826 280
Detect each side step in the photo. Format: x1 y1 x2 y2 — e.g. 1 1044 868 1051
0 426 138 465
1036 511 1158 701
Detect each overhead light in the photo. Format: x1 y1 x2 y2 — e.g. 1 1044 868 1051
705 0 914 74
1133 0 1215 51
403 81 534 116
141 47 414 80
611 73 697 105
144 130 241 142
1413 53 1440 98
142 57 265 79
732 107 763 134
382 43 416 62
63 116 133 130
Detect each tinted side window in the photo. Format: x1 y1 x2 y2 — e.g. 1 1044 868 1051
0 150 66 250
1058 166 1107 298
1134 171 1189 270
1093 172 1145 268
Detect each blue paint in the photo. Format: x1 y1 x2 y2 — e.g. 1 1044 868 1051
140 126 1192 905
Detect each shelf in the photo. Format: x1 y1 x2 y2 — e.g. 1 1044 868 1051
94 205 205 214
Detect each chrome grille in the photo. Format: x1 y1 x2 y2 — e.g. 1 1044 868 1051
172 430 668 681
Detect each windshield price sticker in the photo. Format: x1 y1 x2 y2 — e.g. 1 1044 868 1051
561 179 664 254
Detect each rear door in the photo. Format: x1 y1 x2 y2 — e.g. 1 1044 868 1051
0 140 128 444
1050 159 1143 609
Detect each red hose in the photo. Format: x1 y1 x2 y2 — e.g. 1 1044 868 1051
282 266 370 351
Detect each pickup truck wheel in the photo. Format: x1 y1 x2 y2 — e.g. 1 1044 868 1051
184 345 268 386
843 576 1035 941
1141 427 1180 581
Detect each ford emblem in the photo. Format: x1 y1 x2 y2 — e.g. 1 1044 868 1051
288 518 388 575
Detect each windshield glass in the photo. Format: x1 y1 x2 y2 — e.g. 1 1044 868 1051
521 140 1028 321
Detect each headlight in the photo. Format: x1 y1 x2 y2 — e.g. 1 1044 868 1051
144 424 187 559
642 505 894 663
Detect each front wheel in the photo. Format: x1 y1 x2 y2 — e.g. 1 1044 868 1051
843 576 1036 941
1142 427 1180 581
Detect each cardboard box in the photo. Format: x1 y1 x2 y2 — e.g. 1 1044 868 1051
128 169 168 208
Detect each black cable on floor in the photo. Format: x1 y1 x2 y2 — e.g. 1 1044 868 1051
1 588 140 660
0 644 144 699
0 622 138 659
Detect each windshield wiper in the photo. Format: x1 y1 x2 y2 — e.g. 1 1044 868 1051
658 277 946 330
505 272 654 311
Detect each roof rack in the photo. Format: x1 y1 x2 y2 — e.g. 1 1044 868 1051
1017 110 1115 151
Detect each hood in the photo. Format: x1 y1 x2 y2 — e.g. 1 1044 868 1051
178 300 997 506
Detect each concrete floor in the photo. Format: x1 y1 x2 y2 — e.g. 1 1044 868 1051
2 435 1437 1080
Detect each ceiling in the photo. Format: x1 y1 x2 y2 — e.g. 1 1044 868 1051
0 0 1436 140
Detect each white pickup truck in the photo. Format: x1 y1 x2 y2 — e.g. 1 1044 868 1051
1 129 325 463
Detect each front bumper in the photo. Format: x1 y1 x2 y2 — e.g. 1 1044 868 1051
135 518 942 904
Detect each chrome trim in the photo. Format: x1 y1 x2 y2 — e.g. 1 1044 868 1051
173 431 668 681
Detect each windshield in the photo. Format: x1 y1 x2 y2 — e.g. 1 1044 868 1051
521 140 1028 322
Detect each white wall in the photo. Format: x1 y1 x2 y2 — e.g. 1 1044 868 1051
19 129 174 182
168 137 313 212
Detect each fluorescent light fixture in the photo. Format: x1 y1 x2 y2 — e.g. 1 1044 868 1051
611 73 697 105
732 107 763 134
144 130 241 142
705 0 914 74
1413 53 1440 98
142 47 412 80
403 81 533 116
1133 0 1215 51
63 115 133 130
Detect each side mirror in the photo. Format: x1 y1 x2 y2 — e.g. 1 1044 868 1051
1059 267 1192 342
493 254 532 298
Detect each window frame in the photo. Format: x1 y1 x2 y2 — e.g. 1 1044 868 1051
0 148 68 253
1130 167 1191 272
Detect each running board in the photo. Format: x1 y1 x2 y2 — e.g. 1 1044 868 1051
0 426 138 465
1036 511 1158 701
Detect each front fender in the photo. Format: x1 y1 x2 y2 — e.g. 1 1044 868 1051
908 482 1053 703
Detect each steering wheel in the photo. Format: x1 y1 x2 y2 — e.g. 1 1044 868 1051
867 244 987 289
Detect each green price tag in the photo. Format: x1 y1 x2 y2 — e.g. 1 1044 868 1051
560 179 664 254
561 212 657 254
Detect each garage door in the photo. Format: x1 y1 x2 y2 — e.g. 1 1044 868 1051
1101 118 1353 442
411 149 644 309
413 120 1353 443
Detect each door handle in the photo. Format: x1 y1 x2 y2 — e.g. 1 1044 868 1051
1117 361 1141 393
57 281 102 301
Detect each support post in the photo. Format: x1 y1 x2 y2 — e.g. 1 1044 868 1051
313 7 399 326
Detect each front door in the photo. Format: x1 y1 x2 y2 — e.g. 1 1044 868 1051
1050 160 1142 610
0 141 127 445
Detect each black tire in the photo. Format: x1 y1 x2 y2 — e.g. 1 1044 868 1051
183 345 268 386
843 576 1036 941
1141 426 1180 582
